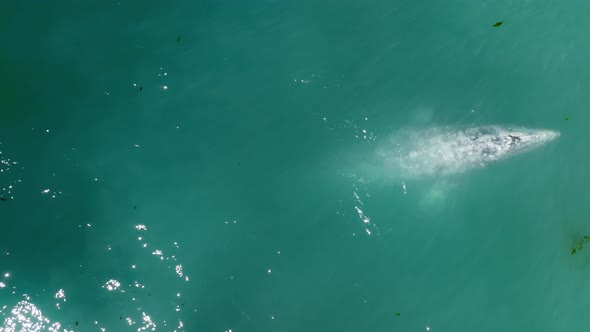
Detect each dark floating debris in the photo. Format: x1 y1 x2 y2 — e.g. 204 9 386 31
493 21 504 27
571 235 590 255
563 117 569 121
177 35 182 43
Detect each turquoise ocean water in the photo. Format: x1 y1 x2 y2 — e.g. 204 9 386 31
1 1 590 331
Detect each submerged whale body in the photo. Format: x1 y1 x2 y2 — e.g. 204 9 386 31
376 125 560 178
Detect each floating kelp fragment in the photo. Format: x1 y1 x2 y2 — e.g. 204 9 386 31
493 21 504 27
571 236 590 255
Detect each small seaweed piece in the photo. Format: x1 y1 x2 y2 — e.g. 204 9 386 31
395 312 401 316
493 21 504 28
177 35 182 43
571 236 590 254
564 117 569 121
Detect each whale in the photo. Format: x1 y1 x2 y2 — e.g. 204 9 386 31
372 125 560 179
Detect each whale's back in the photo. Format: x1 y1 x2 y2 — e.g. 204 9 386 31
375 125 559 179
